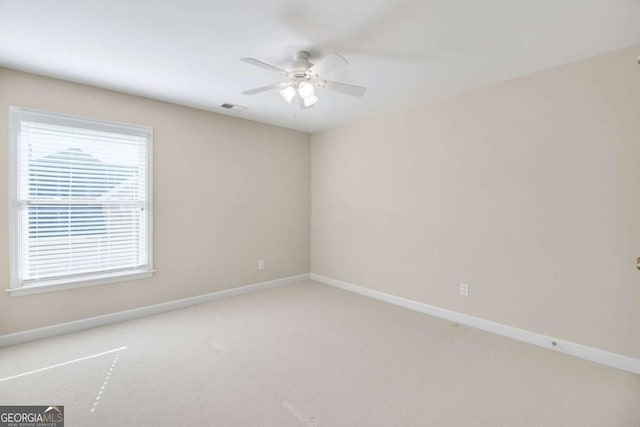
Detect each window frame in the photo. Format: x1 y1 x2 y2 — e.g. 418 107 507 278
8 107 154 296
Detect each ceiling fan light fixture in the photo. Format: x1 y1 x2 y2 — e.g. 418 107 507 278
298 81 315 99
279 86 296 104
303 95 318 107
240 52 366 110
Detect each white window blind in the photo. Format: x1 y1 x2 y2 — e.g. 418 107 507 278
10 108 153 292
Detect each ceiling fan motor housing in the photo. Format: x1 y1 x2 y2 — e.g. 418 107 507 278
286 51 314 80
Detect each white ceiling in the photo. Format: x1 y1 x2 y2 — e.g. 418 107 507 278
1 0 639 133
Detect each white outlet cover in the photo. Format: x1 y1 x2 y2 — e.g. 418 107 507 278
258 260 265 270
460 283 469 296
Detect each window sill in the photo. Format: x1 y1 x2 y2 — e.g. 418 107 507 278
6 269 155 296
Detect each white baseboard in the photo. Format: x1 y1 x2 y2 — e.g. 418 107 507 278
0 273 310 348
310 273 640 375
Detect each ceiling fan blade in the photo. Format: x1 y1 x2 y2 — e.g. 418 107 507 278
242 82 289 95
314 79 367 97
240 58 288 76
308 53 348 76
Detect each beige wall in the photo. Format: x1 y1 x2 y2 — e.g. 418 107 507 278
0 68 310 335
311 45 640 358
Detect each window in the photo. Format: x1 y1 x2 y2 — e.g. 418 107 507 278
9 108 153 295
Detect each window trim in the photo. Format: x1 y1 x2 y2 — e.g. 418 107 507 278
8 107 154 296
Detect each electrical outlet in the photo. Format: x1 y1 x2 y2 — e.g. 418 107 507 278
460 283 469 296
258 260 265 270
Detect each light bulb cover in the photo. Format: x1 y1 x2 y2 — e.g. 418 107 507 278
279 86 296 104
298 82 315 99
303 95 318 107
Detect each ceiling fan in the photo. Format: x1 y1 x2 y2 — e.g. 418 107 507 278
240 51 366 108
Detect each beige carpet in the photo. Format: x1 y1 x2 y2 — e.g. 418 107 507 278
0 280 638 426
